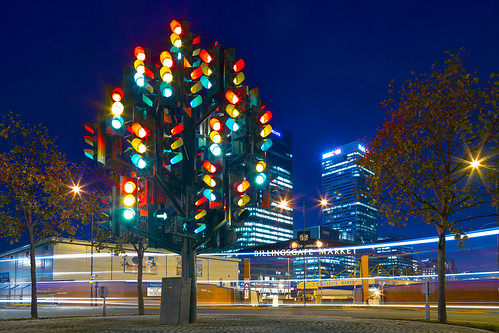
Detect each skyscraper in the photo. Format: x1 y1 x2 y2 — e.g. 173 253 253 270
231 129 293 250
321 141 377 243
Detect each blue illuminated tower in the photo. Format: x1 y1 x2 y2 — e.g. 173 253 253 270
321 141 377 243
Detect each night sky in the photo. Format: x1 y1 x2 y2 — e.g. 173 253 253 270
2 1 499 253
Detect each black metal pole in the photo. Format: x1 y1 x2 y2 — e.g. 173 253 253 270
90 213 94 306
302 202 306 307
496 180 498 271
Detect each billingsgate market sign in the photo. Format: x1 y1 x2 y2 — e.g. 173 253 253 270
254 247 358 257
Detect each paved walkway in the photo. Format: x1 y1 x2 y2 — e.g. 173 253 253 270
0 314 493 333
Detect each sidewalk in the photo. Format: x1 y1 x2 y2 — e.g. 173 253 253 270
0 314 494 333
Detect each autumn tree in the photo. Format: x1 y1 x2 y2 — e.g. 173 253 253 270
0 113 92 318
360 52 499 323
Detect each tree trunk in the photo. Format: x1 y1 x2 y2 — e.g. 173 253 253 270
137 243 145 315
28 226 38 319
437 230 447 323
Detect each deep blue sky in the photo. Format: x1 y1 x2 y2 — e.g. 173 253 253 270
2 1 499 248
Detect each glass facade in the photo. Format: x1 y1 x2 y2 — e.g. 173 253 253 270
231 129 294 250
374 235 414 275
321 141 377 244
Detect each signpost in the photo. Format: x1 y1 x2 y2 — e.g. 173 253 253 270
420 279 435 321
98 286 109 316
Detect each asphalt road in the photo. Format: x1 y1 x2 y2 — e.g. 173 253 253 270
1 304 498 325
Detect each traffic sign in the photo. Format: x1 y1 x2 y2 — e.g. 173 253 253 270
98 286 109 298
420 280 436 296
154 209 170 222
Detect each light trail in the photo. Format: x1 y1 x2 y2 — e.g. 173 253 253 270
201 227 499 257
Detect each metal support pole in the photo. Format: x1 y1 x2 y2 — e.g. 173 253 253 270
182 239 197 323
90 213 94 306
496 180 499 272
287 256 290 299
302 202 306 307
425 279 430 321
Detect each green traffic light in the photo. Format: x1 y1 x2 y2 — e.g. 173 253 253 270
122 208 136 221
111 116 124 130
255 172 267 185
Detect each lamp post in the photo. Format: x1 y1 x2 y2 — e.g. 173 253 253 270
279 198 328 307
71 185 94 306
470 159 499 271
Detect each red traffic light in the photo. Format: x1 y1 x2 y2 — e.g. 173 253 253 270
209 118 222 132
203 160 218 173
235 180 250 193
134 46 146 61
233 59 245 72
111 88 124 102
200 49 212 64
170 20 182 34
259 110 273 125
131 122 147 139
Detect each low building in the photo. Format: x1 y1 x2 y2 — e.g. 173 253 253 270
0 238 239 305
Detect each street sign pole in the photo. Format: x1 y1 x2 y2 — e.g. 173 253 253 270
425 279 430 321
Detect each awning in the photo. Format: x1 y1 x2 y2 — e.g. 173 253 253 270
296 282 318 290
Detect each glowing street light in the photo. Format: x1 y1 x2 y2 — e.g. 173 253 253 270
468 155 499 271
70 184 95 306
278 197 329 306
470 159 481 169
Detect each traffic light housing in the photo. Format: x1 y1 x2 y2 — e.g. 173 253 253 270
83 114 107 165
119 176 138 226
218 224 237 248
108 86 125 134
126 121 155 175
229 160 252 227
98 186 119 234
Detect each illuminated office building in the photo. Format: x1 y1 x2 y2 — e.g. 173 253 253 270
321 141 377 243
375 235 414 275
231 129 293 250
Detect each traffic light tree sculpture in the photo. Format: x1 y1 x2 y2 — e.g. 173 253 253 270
85 19 273 323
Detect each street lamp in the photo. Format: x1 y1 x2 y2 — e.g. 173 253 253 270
279 198 328 306
70 184 95 306
470 158 499 271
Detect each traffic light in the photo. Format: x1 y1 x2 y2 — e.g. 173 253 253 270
127 122 154 174
108 87 125 133
249 88 273 159
218 224 237 248
162 120 184 170
184 57 204 109
83 115 107 165
99 186 120 236
224 48 245 92
229 160 252 227
137 177 148 216
251 105 273 156
176 217 206 235
249 158 270 192
133 46 154 89
199 44 221 100
222 48 248 155
199 159 223 207
199 127 225 207
159 50 175 100
148 207 175 248
120 176 138 226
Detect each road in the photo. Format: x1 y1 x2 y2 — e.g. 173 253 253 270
1 304 498 326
